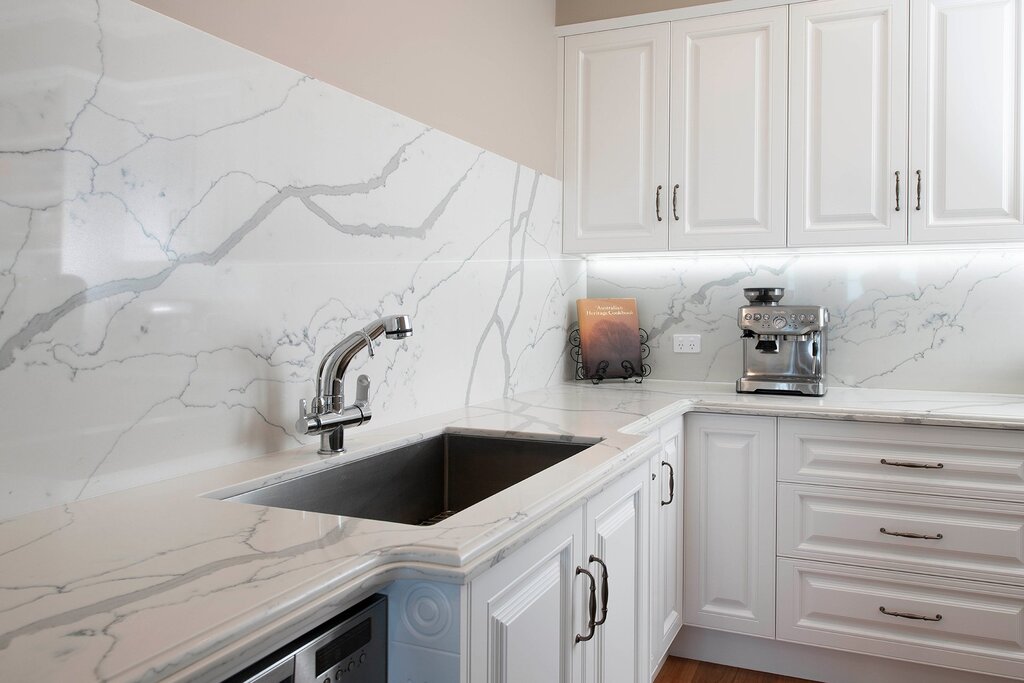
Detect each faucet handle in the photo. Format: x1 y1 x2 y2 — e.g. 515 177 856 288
299 398 309 420
355 374 370 404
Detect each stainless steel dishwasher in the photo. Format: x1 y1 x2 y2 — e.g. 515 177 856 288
228 594 386 683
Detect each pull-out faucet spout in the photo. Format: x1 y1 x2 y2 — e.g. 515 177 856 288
297 314 413 454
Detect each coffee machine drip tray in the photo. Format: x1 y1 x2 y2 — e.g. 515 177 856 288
736 377 826 397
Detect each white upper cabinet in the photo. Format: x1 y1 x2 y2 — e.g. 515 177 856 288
669 7 788 249
909 0 1024 243
563 25 671 253
788 0 910 246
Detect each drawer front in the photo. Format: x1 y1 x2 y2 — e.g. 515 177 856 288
778 484 1024 582
778 418 1024 501
777 559 1024 679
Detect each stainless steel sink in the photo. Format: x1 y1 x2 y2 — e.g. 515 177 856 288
224 432 598 526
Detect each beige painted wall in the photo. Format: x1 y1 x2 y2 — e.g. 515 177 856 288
133 0 558 176
556 0 727 25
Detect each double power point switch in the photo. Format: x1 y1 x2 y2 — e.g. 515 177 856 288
672 334 701 353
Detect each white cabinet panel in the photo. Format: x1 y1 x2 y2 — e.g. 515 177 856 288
789 0 909 245
778 417 1024 502
585 464 648 683
778 559 1024 679
683 414 776 638
910 0 1024 242
669 7 788 249
649 420 683 671
778 483 1024 582
563 25 670 253
468 507 584 683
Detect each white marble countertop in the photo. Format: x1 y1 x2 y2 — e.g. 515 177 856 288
2 380 1024 682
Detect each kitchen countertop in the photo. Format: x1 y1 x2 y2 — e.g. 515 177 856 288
3 380 1024 682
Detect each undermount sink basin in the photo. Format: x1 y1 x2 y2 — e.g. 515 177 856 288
224 432 599 526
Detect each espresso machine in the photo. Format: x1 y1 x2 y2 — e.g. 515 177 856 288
736 287 829 396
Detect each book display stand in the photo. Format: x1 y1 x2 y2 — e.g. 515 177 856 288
569 326 651 384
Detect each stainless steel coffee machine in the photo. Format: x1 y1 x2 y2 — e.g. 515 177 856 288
736 287 829 396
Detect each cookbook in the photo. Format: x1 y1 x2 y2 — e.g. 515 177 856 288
575 298 642 379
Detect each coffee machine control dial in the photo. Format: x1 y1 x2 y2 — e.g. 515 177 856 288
772 316 786 329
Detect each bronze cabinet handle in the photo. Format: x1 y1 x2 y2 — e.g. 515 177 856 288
672 183 680 221
916 170 922 211
880 527 943 540
589 555 609 626
895 171 901 211
880 458 944 469
656 185 663 222
661 461 675 506
575 566 597 643
880 606 942 622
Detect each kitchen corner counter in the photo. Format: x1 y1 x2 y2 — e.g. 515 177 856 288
2 381 1024 682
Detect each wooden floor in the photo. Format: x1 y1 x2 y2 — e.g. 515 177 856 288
654 656 815 683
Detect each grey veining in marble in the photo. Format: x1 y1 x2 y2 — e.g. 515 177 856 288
0 0 584 519
587 251 1024 393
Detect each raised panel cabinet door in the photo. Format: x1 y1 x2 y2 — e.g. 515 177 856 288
649 420 683 671
563 24 671 253
669 7 788 249
584 463 648 683
909 0 1024 242
468 507 585 683
683 414 777 638
789 0 910 246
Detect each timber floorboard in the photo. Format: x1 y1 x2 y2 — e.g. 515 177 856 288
654 656 817 683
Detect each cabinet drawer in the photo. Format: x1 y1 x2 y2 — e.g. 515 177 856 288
777 559 1024 679
778 418 1024 502
778 484 1024 582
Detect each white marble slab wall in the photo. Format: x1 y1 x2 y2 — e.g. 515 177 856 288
587 250 1024 394
0 0 583 519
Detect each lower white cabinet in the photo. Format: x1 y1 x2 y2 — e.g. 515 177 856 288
777 559 1024 680
584 461 649 683
467 505 585 683
682 413 776 638
649 419 683 671
467 458 652 683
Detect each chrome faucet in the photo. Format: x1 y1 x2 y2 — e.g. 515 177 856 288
296 314 413 454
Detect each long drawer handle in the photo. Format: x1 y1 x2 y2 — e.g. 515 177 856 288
656 185 663 222
672 183 680 221
575 566 597 643
589 555 609 626
880 606 942 622
661 460 675 506
915 170 922 211
880 527 943 540
894 171 901 211
880 458 943 469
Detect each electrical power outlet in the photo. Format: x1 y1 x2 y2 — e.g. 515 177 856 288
673 334 701 353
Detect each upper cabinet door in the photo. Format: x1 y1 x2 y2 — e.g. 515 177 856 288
909 0 1024 243
669 8 788 250
789 0 910 246
563 25 670 254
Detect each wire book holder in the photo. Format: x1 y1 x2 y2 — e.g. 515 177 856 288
569 326 651 384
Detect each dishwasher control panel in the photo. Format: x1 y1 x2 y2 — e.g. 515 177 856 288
229 594 387 683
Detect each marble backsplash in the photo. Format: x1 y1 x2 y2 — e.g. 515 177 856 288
587 250 1024 394
0 0 584 519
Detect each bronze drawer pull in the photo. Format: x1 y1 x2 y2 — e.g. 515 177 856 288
656 185 663 222
589 555 609 627
661 460 675 506
575 566 597 643
880 458 943 469
894 171 901 211
880 528 943 540
672 183 680 221
880 606 942 622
